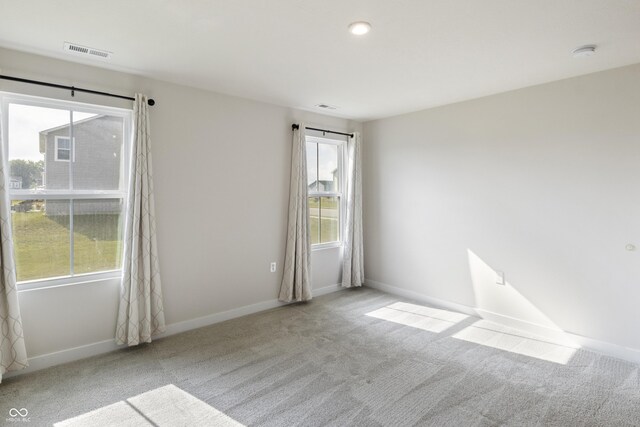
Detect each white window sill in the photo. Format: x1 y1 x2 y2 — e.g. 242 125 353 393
312 242 343 251
17 270 122 292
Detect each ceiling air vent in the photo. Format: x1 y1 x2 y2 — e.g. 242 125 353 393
63 42 112 60
315 104 337 110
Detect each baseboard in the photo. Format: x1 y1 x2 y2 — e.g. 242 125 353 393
3 338 122 380
312 283 344 297
365 279 640 365
4 283 345 380
160 298 287 338
474 308 577 347
365 279 478 317
159 283 343 337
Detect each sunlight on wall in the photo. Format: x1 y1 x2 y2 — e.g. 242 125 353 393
465 249 580 363
366 301 469 333
453 319 578 364
54 384 244 427
467 249 569 333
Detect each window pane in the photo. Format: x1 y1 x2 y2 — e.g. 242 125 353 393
72 114 125 190
308 197 320 245
8 104 69 190
306 141 317 192
318 143 339 192
320 197 339 243
73 199 124 274
11 199 70 281
57 138 70 149
57 149 70 161
7 97 130 284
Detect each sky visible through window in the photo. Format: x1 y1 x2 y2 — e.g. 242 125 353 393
307 141 338 186
8 104 95 161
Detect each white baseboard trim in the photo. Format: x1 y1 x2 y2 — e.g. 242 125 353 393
312 283 344 297
365 279 640 365
159 283 343 337
473 308 577 347
365 279 478 317
4 283 345 380
3 339 122 380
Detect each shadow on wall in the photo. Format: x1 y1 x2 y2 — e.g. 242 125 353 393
365 248 590 365
466 249 561 331
465 249 581 363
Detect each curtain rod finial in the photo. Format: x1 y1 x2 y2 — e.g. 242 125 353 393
292 124 299 131
147 99 156 106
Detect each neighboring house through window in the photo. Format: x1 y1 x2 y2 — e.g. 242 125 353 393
1 93 132 287
9 176 22 189
54 136 72 161
306 134 345 247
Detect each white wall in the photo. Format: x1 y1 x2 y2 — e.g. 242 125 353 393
0 47 359 360
363 64 640 353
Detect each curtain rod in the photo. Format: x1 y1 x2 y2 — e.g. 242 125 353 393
0 74 156 106
292 124 353 138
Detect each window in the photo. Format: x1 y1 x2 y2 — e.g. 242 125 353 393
306 135 345 247
54 136 73 161
1 94 132 286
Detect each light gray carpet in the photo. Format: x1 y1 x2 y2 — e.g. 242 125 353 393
1 288 639 426
53 384 243 427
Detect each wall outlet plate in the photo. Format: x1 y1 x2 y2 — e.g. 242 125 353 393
270 262 277 273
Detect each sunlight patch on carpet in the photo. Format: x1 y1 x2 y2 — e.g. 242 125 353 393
366 302 469 333
54 384 244 426
453 320 578 364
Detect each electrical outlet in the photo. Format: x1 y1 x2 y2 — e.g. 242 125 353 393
270 262 276 273
496 271 505 286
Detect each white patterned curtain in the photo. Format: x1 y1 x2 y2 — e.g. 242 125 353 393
279 124 312 302
116 94 166 346
342 132 364 287
0 105 28 382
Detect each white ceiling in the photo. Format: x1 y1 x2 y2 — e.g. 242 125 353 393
1 0 639 121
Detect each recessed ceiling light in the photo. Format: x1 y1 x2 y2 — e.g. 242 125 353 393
348 21 371 36
572 45 596 58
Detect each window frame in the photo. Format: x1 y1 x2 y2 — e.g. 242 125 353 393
54 135 74 162
1 92 133 290
306 134 347 250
